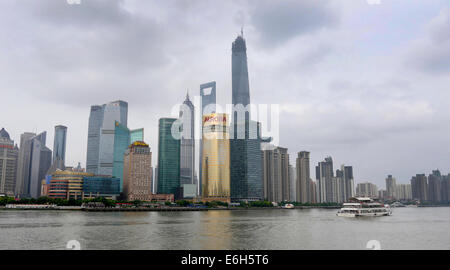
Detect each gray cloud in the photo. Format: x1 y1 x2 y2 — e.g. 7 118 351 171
249 0 338 48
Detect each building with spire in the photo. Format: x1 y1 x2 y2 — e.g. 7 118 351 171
180 91 196 191
230 31 263 202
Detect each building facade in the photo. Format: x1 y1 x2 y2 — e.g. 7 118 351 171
86 100 128 175
385 175 397 199
157 118 180 196
355 182 378 198
52 125 67 170
48 170 94 199
229 32 263 202
199 81 217 196
201 113 230 203
316 157 334 203
180 92 196 191
123 141 153 201
262 145 290 203
0 128 18 196
112 121 144 192
296 151 310 203
411 174 428 202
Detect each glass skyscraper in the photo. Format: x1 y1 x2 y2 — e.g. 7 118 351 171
86 100 128 175
52 125 67 170
112 121 143 192
230 32 263 202
157 118 180 196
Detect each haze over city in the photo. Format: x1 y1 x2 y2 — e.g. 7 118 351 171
1 0 449 187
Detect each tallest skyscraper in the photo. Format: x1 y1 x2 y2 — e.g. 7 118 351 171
230 31 263 202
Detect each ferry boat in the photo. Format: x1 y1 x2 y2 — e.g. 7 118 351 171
337 197 392 217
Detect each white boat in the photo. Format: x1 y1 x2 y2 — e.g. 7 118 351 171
337 197 392 217
282 203 295 209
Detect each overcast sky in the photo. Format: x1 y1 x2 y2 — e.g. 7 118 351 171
1 0 449 188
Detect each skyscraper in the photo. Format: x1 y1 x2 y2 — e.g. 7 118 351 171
0 128 18 196
411 174 428 202
199 81 216 196
86 100 128 175
316 157 334 203
29 132 52 198
157 118 180 196
289 164 296 202
52 125 67 170
15 132 36 196
123 141 153 201
201 113 230 203
262 145 289 203
180 92 195 189
230 32 263 202
112 121 143 192
296 151 310 203
428 170 442 203
385 175 397 199
15 132 51 198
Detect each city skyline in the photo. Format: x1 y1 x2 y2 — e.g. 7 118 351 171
1 1 450 188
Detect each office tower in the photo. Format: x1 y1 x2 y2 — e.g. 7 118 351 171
180 92 195 189
289 164 296 202
86 100 128 175
112 121 143 192
356 182 378 198
296 151 310 203
15 132 51 198
0 128 19 196
396 184 412 200
29 132 52 198
316 157 334 203
48 170 94 199
411 174 428 202
123 141 153 201
52 125 67 169
385 175 397 199
157 118 180 196
262 145 289 203
230 32 263 202
428 170 442 203
201 113 230 203
199 81 217 196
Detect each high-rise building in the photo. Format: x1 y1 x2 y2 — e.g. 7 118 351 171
411 174 428 202
344 166 355 200
123 141 153 201
441 175 450 203
0 128 19 196
15 132 51 198
52 125 67 170
112 121 143 192
428 170 442 203
356 182 378 198
335 164 354 203
201 113 230 203
289 164 296 202
15 132 35 196
396 184 412 200
296 151 310 203
157 118 180 196
230 32 263 202
385 175 397 199
262 145 289 203
180 92 196 191
316 157 334 203
199 81 216 196
86 100 128 175
29 132 52 198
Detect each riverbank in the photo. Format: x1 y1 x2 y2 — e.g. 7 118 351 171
0 205 342 211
